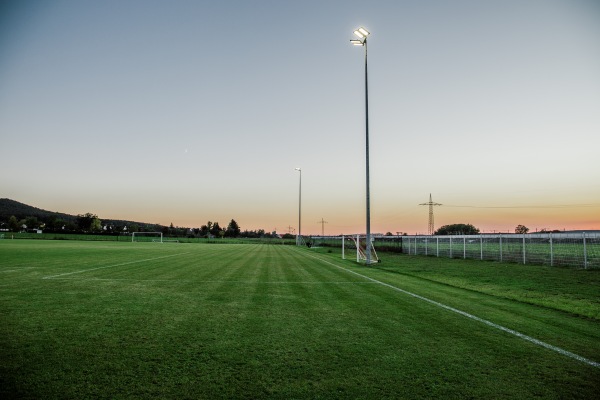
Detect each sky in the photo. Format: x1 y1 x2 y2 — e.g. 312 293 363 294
1 0 599 235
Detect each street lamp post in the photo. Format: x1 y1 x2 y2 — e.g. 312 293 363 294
350 26 372 265
295 167 302 245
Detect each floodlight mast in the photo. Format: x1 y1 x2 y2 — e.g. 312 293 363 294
350 26 372 265
295 167 302 245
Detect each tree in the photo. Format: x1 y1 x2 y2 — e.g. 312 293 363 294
76 213 98 232
434 223 480 235
515 225 529 234
210 222 221 237
199 221 213 237
225 219 241 238
46 215 65 232
90 217 102 232
8 215 19 232
25 216 40 230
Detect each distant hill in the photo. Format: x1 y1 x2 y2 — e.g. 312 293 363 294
0 198 160 229
0 198 75 222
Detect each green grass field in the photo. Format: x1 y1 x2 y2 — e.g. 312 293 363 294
1 240 599 399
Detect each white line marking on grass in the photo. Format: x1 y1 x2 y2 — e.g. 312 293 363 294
302 251 600 369
42 252 191 279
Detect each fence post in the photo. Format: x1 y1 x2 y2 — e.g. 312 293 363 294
480 235 483 260
583 232 588 269
342 235 345 260
463 236 466 259
549 232 553 267
450 236 453 258
522 234 526 265
436 237 439 257
425 238 428 256
500 235 503 262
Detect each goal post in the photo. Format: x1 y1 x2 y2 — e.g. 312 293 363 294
342 234 379 264
132 232 163 243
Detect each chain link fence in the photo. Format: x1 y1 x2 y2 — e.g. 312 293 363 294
402 232 599 269
312 233 599 269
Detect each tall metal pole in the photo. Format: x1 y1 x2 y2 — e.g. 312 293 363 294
296 168 302 245
351 27 372 264
364 37 372 265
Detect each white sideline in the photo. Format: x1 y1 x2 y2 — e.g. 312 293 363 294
42 252 191 279
302 251 600 369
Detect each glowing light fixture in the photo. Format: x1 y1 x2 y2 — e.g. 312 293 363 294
353 27 370 39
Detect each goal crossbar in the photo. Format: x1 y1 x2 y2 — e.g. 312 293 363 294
132 232 163 243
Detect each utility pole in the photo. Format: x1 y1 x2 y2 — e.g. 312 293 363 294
317 218 328 236
419 193 442 235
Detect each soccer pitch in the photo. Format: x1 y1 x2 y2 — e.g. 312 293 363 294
1 241 599 399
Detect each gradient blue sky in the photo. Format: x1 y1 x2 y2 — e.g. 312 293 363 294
1 0 599 235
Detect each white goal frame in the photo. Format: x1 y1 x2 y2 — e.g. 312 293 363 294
342 235 379 264
131 232 163 243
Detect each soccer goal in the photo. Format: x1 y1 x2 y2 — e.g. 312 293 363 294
342 235 379 264
131 232 163 243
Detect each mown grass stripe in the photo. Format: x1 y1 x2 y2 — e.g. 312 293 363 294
41 277 376 284
41 252 191 279
300 249 600 369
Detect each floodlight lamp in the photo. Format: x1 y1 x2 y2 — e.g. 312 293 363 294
295 167 301 171
350 39 364 46
353 27 370 39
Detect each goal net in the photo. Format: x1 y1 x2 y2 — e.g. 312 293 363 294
132 232 163 243
342 235 379 264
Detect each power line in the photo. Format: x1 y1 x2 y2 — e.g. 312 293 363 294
444 203 600 209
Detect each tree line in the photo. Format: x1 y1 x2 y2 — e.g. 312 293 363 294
0 212 282 239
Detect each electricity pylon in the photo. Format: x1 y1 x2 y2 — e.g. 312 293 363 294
317 218 328 236
419 194 442 235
